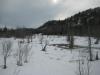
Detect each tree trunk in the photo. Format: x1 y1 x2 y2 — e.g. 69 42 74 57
96 51 99 60
69 36 74 49
17 51 23 66
3 56 7 69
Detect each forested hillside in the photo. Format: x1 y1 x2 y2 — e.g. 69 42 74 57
37 7 100 36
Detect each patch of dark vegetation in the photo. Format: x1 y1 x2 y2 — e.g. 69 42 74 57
50 44 100 50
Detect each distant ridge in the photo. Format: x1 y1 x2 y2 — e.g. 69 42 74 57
37 7 100 36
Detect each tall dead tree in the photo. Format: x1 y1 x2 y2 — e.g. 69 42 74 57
68 19 74 49
87 18 93 61
67 20 71 42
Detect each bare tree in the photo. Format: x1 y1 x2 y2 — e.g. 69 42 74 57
66 18 75 50
39 33 43 44
78 59 82 75
68 20 74 51
77 50 90 75
26 35 33 43
96 51 99 60
26 36 30 43
17 41 24 66
2 40 12 69
87 18 93 61
23 43 32 63
77 50 84 75
88 36 93 61
87 58 90 75
69 35 74 49
67 22 71 42
30 35 33 42
41 40 48 52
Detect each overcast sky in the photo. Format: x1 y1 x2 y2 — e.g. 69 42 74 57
0 0 100 28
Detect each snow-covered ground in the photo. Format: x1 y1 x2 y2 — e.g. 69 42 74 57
0 35 100 75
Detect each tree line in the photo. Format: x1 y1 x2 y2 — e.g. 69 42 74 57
0 27 37 38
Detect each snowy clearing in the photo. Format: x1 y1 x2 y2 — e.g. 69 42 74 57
0 35 100 75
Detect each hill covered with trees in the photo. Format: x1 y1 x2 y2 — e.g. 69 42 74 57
37 7 100 37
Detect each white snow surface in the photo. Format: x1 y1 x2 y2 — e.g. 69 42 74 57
0 35 100 75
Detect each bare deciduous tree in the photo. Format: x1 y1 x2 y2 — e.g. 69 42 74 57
26 36 30 43
77 50 84 75
41 40 48 52
69 35 74 49
67 22 71 42
88 36 93 61
39 33 43 44
17 41 24 66
67 19 74 50
23 43 32 63
87 18 93 61
26 35 33 43
2 40 12 69
77 50 90 75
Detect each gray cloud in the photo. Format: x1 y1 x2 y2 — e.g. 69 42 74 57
0 0 100 28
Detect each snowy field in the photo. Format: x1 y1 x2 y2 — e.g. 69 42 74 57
0 35 100 75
